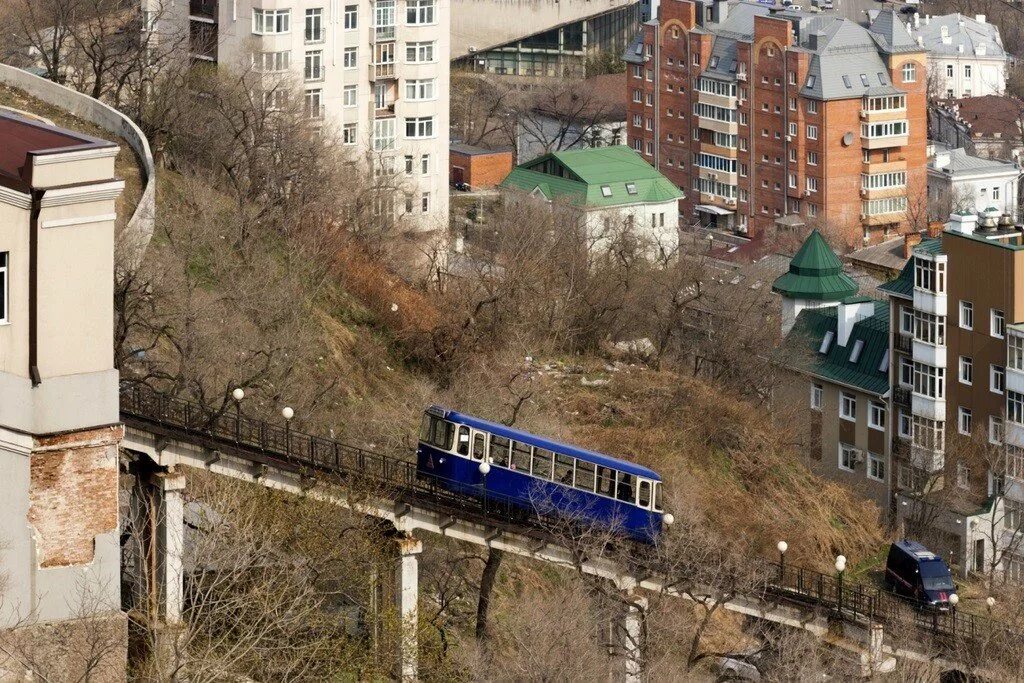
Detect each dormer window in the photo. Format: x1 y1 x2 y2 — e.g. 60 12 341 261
709 56 719 68
860 74 869 87
601 185 612 197
878 349 889 373
625 182 638 195
807 75 816 88
842 75 852 88
849 338 865 363
819 330 834 354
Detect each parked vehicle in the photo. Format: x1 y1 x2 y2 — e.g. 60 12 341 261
884 540 956 609
899 4 918 13
811 0 834 10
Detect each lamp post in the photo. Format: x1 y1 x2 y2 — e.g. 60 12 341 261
777 541 789 583
835 555 847 616
232 388 244 441
949 592 959 634
986 596 996 614
478 461 490 513
282 406 294 455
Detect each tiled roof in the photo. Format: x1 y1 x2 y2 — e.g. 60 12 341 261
500 146 684 208
789 301 891 396
772 230 859 301
954 95 1024 139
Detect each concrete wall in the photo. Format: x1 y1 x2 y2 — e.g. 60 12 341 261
582 199 680 258
451 0 636 59
0 64 156 265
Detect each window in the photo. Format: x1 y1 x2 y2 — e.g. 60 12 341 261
960 356 973 385
862 120 908 138
421 154 429 175
507 441 530 471
992 309 1005 338
990 416 1004 445
532 448 553 478
575 460 596 492
1009 391 1024 425
489 434 510 467
1005 500 1024 531
913 362 945 399
861 171 907 190
406 41 434 63
344 4 357 29
902 62 916 83
807 100 818 115
1011 334 1024 371
405 116 434 138
914 259 945 293
253 8 291 34
850 339 865 363
807 151 818 166
868 453 886 482
788 122 797 137
807 124 818 140
421 192 430 213
811 383 823 411
869 402 885 431
947 64 954 78
343 85 357 107
806 177 818 193
254 50 291 72
405 78 435 100
305 51 324 81
913 310 945 346
992 364 1006 394
964 64 972 78
596 466 616 497
840 392 856 421
305 7 324 42
958 407 973 435
373 118 396 150
304 88 323 118
913 415 945 452
0 252 6 324
407 0 435 24
957 461 970 489
342 123 357 145
898 410 911 438
960 300 973 330
839 444 858 472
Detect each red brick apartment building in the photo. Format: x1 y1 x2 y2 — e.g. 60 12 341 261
625 0 928 246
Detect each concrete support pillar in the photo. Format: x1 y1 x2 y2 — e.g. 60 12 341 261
395 535 422 682
154 471 187 624
622 594 647 683
860 623 895 677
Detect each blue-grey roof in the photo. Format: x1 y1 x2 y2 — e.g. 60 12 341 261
929 147 1020 177
909 13 1008 59
437 408 663 480
623 29 647 65
795 18 904 100
868 8 920 53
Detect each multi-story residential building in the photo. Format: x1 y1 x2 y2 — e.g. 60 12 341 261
499 146 684 258
625 1 928 247
164 0 450 230
906 13 1010 99
928 146 1021 220
774 231 894 512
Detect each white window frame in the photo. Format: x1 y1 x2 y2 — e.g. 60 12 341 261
991 364 1005 394
253 8 291 35
959 356 973 385
902 62 917 83
405 116 435 139
406 41 435 63
992 308 1005 338
840 392 856 422
839 443 858 472
405 78 436 101
406 0 435 25
990 416 1004 445
867 452 886 482
868 401 885 431
343 47 357 69
958 407 972 435
344 5 358 29
960 300 973 330
343 85 357 108
304 7 325 43
810 383 823 411
0 251 7 324
342 123 357 145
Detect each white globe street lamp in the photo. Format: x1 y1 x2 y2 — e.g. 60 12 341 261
232 387 245 402
662 513 675 526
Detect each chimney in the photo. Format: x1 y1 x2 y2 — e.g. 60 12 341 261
958 44 964 53
949 211 977 235
917 36 924 47
975 14 986 22
925 14 931 24
903 231 922 257
928 220 944 238
914 13 920 28
838 299 874 347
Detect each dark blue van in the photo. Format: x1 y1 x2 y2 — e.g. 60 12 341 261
884 540 956 609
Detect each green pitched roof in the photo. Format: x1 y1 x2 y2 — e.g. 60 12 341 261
499 146 684 208
772 230 858 301
789 300 891 395
878 237 942 299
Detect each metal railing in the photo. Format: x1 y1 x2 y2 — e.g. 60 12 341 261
119 384 1024 654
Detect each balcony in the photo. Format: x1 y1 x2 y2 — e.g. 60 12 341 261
304 65 325 82
306 104 325 120
894 332 912 354
860 108 907 122
1008 365 1024 394
912 339 946 368
698 192 737 211
861 212 904 227
910 444 944 473
893 385 911 407
697 167 737 187
189 0 217 20
860 185 906 201
189 21 217 61
862 156 906 175
862 133 909 150
694 114 738 135
375 103 396 118
911 392 945 422
913 288 947 316
696 89 736 110
371 62 396 80
375 25 396 41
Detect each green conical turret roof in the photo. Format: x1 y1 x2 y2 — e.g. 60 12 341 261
772 230 858 301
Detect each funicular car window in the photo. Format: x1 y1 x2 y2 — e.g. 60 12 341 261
554 453 574 486
638 480 651 508
653 482 663 511
532 448 553 479
490 435 510 467
616 473 636 502
596 466 616 497
432 419 454 450
511 441 532 471
575 460 596 492
472 433 485 460
419 414 431 441
456 426 470 455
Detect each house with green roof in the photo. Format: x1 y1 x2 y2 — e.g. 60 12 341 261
499 146 684 258
773 231 894 511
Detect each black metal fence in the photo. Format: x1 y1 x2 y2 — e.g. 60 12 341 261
119 384 1022 651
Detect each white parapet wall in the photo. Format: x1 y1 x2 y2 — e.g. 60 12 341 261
0 63 155 266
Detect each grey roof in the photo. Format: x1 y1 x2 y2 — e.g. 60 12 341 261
623 29 646 65
700 3 773 81
929 147 1020 176
909 13 1008 59
798 18 901 100
868 9 920 53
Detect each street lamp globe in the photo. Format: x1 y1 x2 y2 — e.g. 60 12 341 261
949 593 959 607
232 388 245 402
478 462 491 476
777 541 788 554
987 596 996 609
835 555 847 572
282 406 295 421
663 513 675 526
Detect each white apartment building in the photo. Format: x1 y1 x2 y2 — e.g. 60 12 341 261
907 13 1010 99
929 147 1021 220
165 0 450 231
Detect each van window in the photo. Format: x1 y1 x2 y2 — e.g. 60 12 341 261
575 460 596 492
431 419 454 450
490 435 510 467
456 426 470 456
554 453 575 486
596 466 616 497
511 441 532 471
616 473 636 502
653 482 663 512
471 433 485 461
532 448 553 479
920 562 955 591
638 480 652 508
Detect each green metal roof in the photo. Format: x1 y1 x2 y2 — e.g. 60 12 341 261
878 237 943 299
788 300 891 396
499 146 684 208
772 230 858 301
